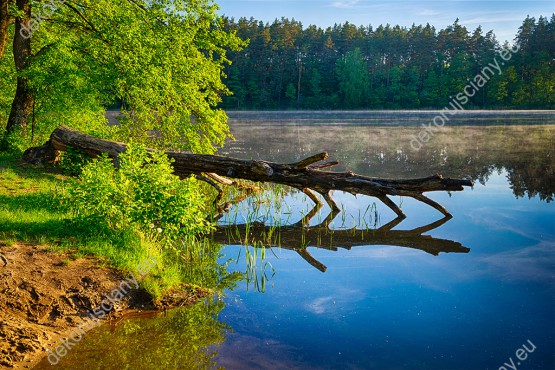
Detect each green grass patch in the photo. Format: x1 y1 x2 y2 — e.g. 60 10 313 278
0 152 241 298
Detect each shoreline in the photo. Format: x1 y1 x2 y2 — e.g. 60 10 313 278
223 110 555 126
0 242 208 369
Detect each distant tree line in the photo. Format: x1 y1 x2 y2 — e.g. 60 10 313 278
220 15 555 110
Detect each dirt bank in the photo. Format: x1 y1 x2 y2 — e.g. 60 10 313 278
0 242 206 369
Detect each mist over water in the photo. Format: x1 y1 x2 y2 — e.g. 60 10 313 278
226 110 555 126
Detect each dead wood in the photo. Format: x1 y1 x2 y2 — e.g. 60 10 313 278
23 125 473 218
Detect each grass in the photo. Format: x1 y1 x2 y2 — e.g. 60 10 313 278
0 153 71 243
0 152 240 298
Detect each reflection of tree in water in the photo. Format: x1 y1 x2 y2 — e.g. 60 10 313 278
506 156 554 202
221 124 555 202
213 202 470 273
34 300 229 369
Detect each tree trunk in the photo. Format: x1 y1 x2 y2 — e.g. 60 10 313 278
6 77 34 134
297 53 302 106
24 125 474 219
0 0 10 59
5 0 33 136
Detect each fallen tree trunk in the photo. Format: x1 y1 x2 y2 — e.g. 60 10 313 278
23 125 473 218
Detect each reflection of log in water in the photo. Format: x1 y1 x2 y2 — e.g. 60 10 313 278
212 215 470 273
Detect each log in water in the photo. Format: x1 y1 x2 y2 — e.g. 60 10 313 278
23 125 473 218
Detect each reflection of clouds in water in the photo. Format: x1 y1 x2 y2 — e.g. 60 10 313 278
469 206 555 239
477 240 555 282
465 208 555 279
337 245 421 258
468 202 555 228
469 210 523 235
306 296 333 314
305 288 364 315
316 240 554 290
216 333 316 370
398 240 555 287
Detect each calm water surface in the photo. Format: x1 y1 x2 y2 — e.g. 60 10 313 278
214 112 555 370
36 112 555 370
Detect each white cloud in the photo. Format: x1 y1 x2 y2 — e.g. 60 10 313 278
463 15 530 25
418 9 441 16
331 0 360 9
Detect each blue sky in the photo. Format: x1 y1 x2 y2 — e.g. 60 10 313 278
217 0 555 43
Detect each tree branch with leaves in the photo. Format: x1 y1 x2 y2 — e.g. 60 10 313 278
1 0 246 154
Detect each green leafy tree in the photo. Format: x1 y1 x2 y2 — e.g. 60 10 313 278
446 51 472 97
220 14 554 110
336 47 369 108
386 66 403 107
0 26 14 125
303 67 323 108
421 70 440 107
0 0 245 153
285 82 297 108
222 66 246 109
402 67 421 108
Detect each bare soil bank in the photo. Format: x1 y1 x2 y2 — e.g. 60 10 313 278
0 242 206 369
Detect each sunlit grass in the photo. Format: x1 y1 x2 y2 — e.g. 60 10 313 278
0 153 240 298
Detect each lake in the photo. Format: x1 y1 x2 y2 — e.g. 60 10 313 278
34 111 555 369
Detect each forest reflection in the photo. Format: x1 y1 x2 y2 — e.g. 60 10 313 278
33 300 229 370
220 122 555 202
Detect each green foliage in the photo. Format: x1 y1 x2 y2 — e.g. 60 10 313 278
0 26 16 139
220 15 555 109
68 143 211 244
0 151 240 297
2 0 246 153
0 126 27 154
59 147 92 176
285 82 297 107
0 46 15 127
336 48 370 108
